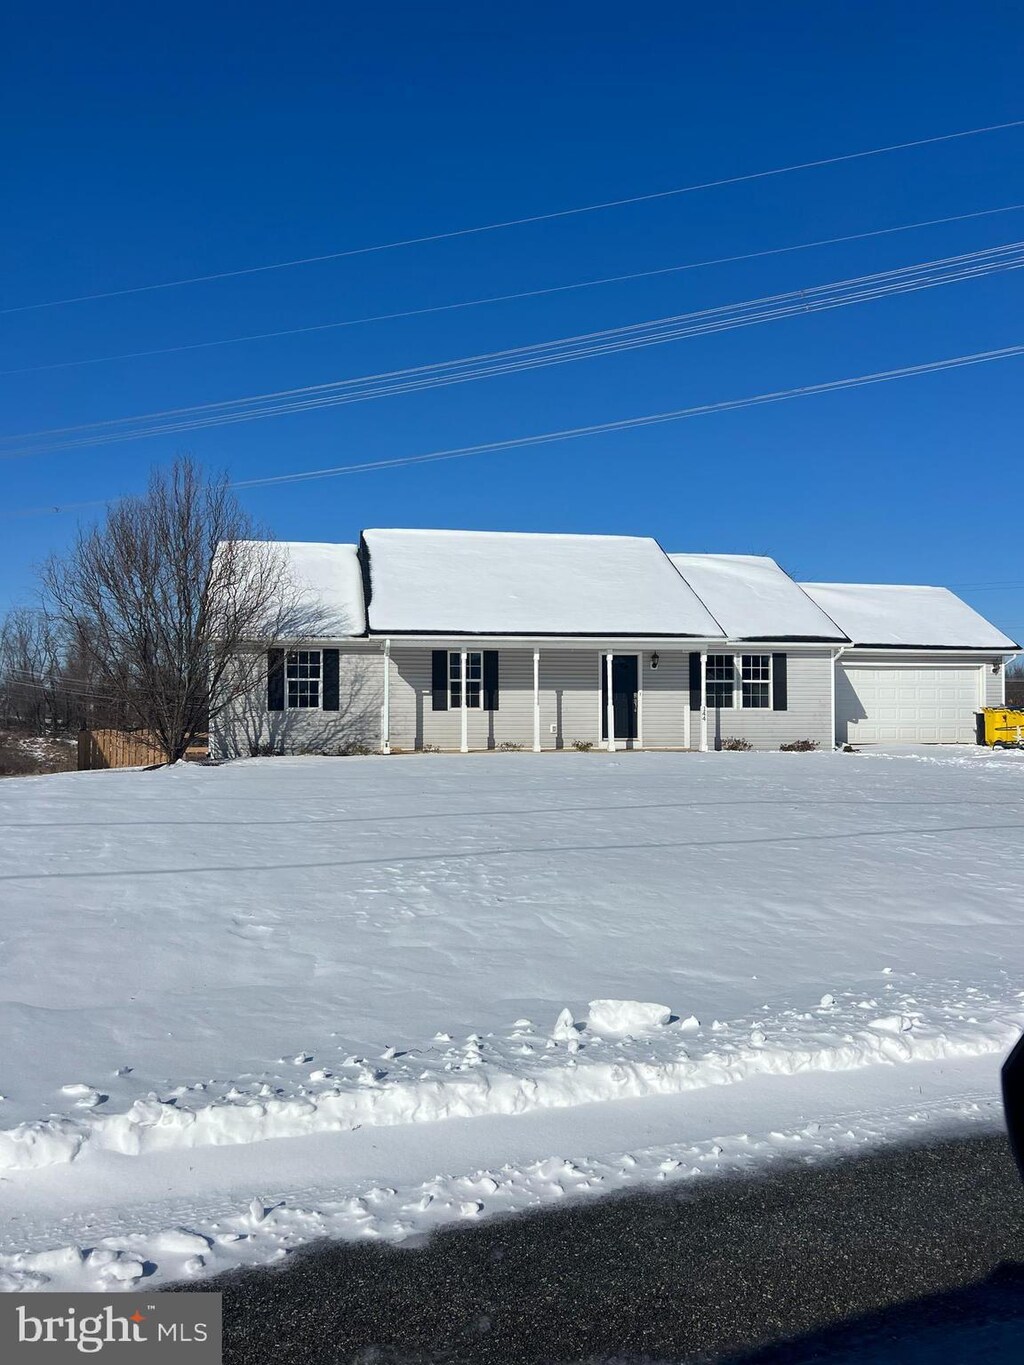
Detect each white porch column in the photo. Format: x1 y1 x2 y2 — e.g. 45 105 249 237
830 646 844 750
605 651 615 753
699 649 709 753
683 658 691 751
381 638 391 755
460 648 469 753
533 649 541 752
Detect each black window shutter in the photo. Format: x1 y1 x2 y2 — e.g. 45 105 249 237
322 649 340 711
483 650 499 711
431 649 448 711
772 653 788 711
689 652 701 704
267 649 285 711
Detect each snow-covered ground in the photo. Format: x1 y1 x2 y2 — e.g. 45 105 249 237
1 747 1022 1290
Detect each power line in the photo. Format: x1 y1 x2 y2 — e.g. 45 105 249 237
3 201 1023 379
4 344 1022 518
3 240 1022 457
3 118 1023 316
948 582 1024 590
226 344 1024 488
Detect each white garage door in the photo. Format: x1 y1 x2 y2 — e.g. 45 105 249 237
836 665 981 744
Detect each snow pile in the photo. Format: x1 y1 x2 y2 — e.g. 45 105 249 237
586 999 673 1035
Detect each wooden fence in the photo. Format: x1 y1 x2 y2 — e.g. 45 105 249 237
77 729 208 770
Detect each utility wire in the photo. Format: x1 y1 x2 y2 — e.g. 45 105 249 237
3 241 1022 456
4 344 1021 518
3 201 1022 379
226 344 1024 489
3 117 1022 316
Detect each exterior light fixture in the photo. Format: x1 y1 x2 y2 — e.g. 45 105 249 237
994 661 1002 674
651 651 660 670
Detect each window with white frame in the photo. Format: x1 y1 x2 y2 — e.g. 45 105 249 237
741 654 771 709
287 649 321 708
448 650 483 708
706 653 772 708
706 654 735 708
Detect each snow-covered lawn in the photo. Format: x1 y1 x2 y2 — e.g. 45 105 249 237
1 748 1022 1290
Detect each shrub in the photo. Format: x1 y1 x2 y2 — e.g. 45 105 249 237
720 737 753 751
497 741 523 751
571 739 594 752
780 738 819 752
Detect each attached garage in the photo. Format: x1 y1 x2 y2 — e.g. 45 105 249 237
801 581 1017 747
835 662 982 744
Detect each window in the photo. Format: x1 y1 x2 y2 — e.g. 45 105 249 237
706 655 735 708
287 650 321 708
741 654 771 709
705 653 773 708
448 651 483 708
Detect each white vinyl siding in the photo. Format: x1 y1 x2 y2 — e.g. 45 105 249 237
986 662 1006 707
640 651 692 749
216 643 840 756
388 648 694 751
690 649 835 751
211 643 384 758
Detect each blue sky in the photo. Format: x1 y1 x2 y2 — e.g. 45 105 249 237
2 2 1022 638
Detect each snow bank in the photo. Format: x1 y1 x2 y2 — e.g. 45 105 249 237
1 982 1017 1174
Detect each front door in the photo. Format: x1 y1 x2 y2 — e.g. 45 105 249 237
601 654 639 741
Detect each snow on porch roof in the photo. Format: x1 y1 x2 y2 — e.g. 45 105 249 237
800 582 1018 650
669 553 848 641
361 528 725 636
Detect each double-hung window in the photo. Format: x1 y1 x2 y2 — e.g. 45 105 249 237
705 653 772 709
448 651 483 708
706 654 735 708
287 650 321 708
741 654 771 709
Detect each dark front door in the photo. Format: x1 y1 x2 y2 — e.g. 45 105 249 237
601 654 639 741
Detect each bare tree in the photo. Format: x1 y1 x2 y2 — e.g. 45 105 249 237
42 458 324 763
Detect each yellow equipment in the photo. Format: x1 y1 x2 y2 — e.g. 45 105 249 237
977 707 1024 748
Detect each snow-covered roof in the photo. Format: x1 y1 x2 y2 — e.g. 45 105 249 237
362 529 725 636
800 582 1017 650
220 541 365 636
278 542 366 636
669 554 847 641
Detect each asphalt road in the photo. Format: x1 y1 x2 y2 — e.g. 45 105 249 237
177 1131 1024 1364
